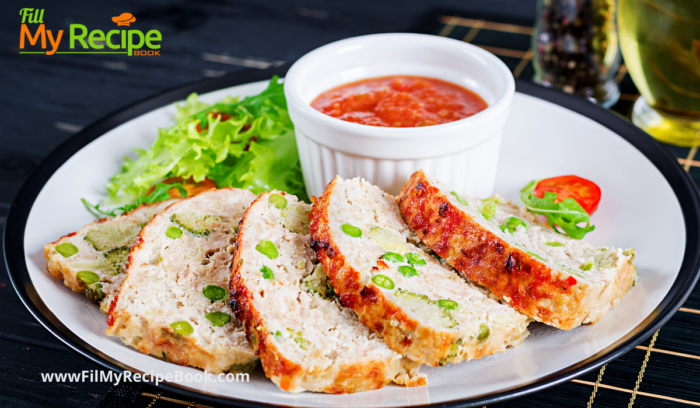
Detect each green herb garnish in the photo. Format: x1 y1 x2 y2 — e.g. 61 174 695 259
286 328 310 350
526 250 546 262
477 200 496 221
406 253 427 266
450 191 468 206
437 299 459 310
520 180 594 239
382 252 406 263
545 241 565 247
499 216 527 234
260 265 275 280
398 265 419 278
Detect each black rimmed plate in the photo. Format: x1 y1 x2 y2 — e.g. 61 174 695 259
5 65 700 407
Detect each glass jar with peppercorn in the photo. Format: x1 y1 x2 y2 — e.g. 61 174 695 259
532 0 620 108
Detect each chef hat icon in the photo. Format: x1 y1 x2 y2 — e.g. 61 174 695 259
112 13 136 26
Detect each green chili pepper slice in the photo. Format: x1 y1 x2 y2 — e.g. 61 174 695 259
398 265 419 278
372 274 395 290
406 253 426 266
382 252 405 263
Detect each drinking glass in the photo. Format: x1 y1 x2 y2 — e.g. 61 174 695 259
619 0 700 146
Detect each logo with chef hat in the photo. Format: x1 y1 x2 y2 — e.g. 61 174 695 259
19 9 162 56
112 13 136 26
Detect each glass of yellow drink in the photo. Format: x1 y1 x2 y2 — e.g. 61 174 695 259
619 0 700 146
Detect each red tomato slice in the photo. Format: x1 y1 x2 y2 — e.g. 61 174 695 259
148 177 217 199
533 175 601 215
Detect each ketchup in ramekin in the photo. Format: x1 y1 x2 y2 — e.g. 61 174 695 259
310 76 488 127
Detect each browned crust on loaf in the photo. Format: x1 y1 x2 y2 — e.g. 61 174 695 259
230 192 425 393
397 170 629 330
105 310 234 372
309 177 457 366
44 200 180 297
106 188 247 373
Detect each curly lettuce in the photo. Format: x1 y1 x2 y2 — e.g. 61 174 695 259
105 76 307 204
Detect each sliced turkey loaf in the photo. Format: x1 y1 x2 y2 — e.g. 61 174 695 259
309 177 530 367
230 191 425 393
397 170 637 330
106 188 257 373
44 199 178 313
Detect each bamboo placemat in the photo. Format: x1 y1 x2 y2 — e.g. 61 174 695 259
96 11 700 408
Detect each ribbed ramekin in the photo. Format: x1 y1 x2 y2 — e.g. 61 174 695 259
284 33 515 198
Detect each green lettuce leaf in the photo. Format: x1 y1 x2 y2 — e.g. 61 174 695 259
208 131 307 201
104 76 307 203
520 180 594 239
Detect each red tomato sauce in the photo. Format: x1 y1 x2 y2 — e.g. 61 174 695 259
310 75 488 127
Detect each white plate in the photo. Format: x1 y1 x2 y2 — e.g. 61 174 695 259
7 75 700 407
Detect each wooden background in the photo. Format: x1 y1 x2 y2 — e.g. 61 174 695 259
2 0 700 407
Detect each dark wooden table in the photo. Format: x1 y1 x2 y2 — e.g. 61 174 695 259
3 0 700 407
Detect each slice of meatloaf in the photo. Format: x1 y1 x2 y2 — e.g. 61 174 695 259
106 188 258 373
44 199 178 313
230 191 425 393
309 177 530 367
397 170 637 330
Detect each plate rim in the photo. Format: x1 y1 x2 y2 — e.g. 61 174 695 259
4 65 700 408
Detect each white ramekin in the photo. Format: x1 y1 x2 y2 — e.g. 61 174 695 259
284 33 515 198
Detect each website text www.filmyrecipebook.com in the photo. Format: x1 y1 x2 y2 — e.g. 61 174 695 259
40 370 249 386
